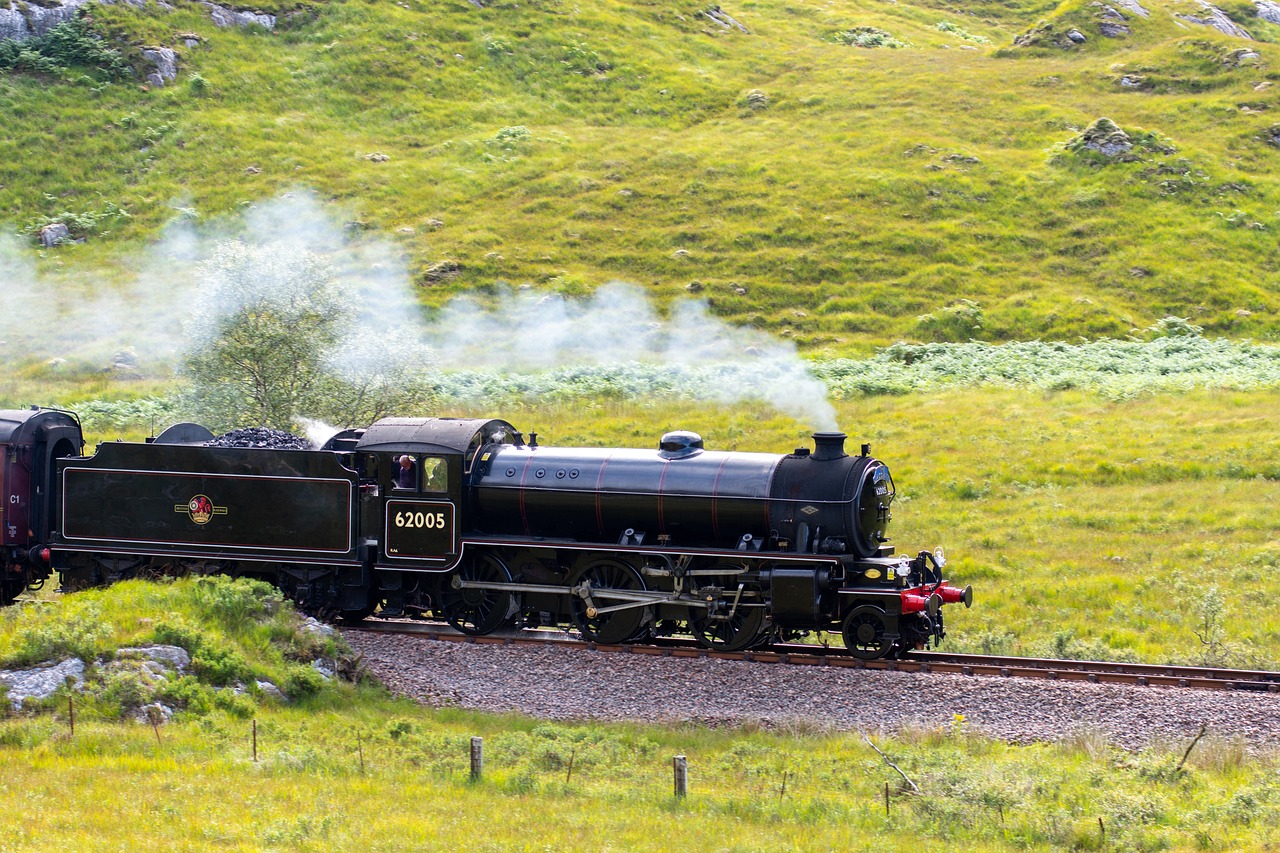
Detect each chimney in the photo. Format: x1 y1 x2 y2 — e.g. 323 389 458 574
811 432 848 461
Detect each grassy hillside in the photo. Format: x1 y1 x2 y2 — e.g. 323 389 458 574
4 0 1280 350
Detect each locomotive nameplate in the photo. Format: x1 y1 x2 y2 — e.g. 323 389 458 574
61 467 353 554
384 499 456 561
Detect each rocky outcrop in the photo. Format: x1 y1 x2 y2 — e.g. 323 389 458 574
116 644 191 672
200 1 274 29
1257 0 1280 24
1113 0 1150 17
1178 2 1253 39
0 0 88 42
0 0 273 44
1074 117 1133 157
0 658 85 709
141 46 177 87
1223 47 1261 67
700 5 749 34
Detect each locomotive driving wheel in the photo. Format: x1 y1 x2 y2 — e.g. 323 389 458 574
689 574 766 652
842 605 893 660
569 558 649 644
437 553 514 636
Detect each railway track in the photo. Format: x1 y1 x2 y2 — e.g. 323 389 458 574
347 619 1280 693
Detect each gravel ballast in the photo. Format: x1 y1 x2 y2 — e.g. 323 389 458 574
344 630 1280 751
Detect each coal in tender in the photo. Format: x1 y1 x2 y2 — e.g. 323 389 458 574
205 427 313 450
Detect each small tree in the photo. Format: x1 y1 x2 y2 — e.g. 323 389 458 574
311 328 440 425
1194 586 1232 667
182 241 349 430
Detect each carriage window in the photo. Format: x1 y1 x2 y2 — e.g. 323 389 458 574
420 457 448 492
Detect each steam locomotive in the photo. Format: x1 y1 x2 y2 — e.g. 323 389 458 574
1 407 971 659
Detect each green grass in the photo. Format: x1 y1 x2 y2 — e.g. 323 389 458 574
8 1 1280 845
4 0 1280 350
2 578 1280 851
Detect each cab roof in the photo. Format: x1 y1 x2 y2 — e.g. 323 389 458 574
355 417 517 455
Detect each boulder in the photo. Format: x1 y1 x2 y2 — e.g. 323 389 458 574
1224 48 1261 67
0 658 85 709
116 644 190 672
1075 117 1132 157
300 616 335 638
39 223 71 247
424 259 461 282
1259 0 1280 24
254 679 286 701
1066 28 1087 43
135 702 174 723
1099 21 1131 36
141 47 177 87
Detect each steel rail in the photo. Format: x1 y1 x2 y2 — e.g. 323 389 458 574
346 620 1280 693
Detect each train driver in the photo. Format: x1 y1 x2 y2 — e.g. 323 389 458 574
395 455 416 490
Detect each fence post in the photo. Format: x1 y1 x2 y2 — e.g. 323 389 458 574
252 718 258 763
470 737 484 782
673 754 688 798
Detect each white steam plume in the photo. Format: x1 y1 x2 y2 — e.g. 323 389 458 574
2 191 837 431
422 284 838 431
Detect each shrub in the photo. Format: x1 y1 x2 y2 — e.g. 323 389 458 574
190 644 251 686
833 28 905 48
561 40 610 75
0 19 127 79
280 664 327 699
915 300 985 342
936 21 989 44
6 600 113 666
27 200 130 242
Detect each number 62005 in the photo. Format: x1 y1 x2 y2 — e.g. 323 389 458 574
395 510 447 529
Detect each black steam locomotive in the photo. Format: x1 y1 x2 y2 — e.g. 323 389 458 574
1 407 971 659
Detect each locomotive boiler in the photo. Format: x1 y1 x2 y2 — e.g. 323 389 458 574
1 407 971 659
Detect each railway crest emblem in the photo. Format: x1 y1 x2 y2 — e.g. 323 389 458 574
174 494 228 525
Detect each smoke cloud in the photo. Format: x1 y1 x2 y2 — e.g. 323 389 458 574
424 285 838 430
1 191 837 431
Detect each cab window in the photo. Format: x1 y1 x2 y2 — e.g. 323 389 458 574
391 454 448 492
420 456 448 492
392 455 417 490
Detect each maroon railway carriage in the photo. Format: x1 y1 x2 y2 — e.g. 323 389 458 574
0 408 84 605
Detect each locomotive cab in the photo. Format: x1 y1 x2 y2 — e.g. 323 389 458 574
355 417 518 573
